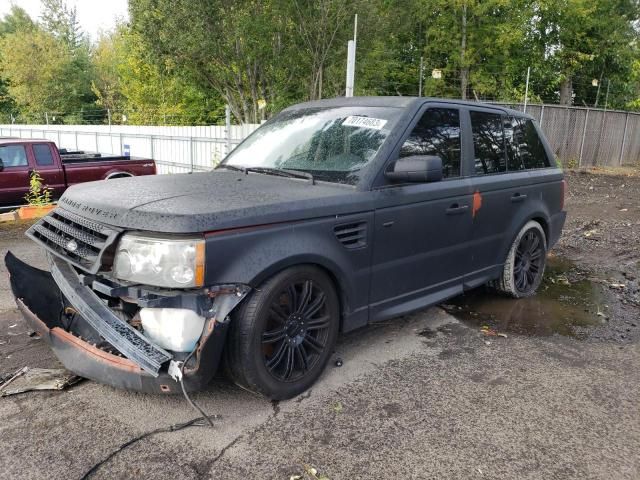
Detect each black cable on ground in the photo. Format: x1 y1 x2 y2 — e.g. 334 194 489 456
81 347 219 479
79 416 209 480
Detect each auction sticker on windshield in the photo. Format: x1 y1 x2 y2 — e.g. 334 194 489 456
342 116 388 130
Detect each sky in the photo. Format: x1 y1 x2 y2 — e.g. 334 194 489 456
0 0 129 39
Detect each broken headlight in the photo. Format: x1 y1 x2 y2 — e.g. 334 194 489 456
113 233 205 288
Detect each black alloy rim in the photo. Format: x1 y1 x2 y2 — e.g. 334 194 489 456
261 280 330 382
514 229 544 293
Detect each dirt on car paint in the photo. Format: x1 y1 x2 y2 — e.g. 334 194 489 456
445 168 640 343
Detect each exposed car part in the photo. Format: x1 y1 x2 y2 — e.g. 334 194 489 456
0 367 82 397
50 254 173 375
5 251 249 393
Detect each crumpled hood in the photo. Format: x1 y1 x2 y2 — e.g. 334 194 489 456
57 171 366 233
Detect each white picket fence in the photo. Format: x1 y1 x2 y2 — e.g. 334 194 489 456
0 124 261 174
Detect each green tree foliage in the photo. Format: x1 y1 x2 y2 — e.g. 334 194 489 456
40 0 84 49
129 0 371 122
0 5 35 36
130 0 294 123
1 0 640 124
92 24 225 125
0 6 36 118
0 0 95 123
525 0 640 106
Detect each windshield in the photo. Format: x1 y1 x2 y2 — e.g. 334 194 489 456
221 106 403 185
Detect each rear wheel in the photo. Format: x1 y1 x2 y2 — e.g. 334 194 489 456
493 220 547 298
224 266 339 400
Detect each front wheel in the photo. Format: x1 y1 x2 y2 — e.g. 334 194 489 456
224 266 339 400
493 220 547 298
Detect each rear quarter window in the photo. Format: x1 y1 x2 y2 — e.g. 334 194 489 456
33 144 55 166
516 118 551 169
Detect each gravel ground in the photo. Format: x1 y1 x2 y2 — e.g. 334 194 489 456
0 169 639 480
555 169 640 341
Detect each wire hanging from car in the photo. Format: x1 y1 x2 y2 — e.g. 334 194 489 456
179 346 216 427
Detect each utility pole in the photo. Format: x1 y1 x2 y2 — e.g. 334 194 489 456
345 14 358 97
523 67 531 113
345 42 355 97
353 13 358 50
603 80 611 111
460 2 468 99
418 56 424 97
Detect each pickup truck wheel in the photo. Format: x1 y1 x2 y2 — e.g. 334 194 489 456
224 266 339 400
494 220 547 298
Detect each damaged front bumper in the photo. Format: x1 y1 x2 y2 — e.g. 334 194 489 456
5 252 248 394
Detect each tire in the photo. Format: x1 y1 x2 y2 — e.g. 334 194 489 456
493 220 547 298
224 265 340 400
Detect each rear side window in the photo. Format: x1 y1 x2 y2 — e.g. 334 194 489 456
400 108 461 178
0 145 28 167
517 118 550 169
33 144 54 166
470 111 506 175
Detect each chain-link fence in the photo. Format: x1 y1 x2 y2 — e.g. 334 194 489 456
495 103 640 168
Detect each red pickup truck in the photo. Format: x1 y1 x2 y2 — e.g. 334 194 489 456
0 138 156 206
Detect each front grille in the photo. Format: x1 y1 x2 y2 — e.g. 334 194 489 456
26 208 121 274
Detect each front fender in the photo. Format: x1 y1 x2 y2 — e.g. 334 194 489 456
203 214 374 331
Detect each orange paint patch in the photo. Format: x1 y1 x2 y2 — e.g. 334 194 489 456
472 190 483 218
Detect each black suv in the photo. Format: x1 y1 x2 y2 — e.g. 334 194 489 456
7 97 566 400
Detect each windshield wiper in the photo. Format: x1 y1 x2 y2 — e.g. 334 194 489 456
245 167 315 184
216 164 246 174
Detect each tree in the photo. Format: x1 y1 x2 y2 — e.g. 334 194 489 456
0 6 36 119
0 24 96 122
130 0 354 122
526 0 639 106
91 27 127 115
40 0 83 49
289 0 351 100
91 23 225 125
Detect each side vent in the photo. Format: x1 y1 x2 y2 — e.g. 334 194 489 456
334 221 367 249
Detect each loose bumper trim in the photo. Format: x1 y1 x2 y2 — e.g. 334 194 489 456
49 255 172 376
5 252 233 394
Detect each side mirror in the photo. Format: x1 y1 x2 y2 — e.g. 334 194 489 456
384 155 443 183
0 158 4 172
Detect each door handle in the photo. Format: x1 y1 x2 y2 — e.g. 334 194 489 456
446 204 469 215
511 193 527 203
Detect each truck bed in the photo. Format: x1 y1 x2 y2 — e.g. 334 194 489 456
58 149 147 164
